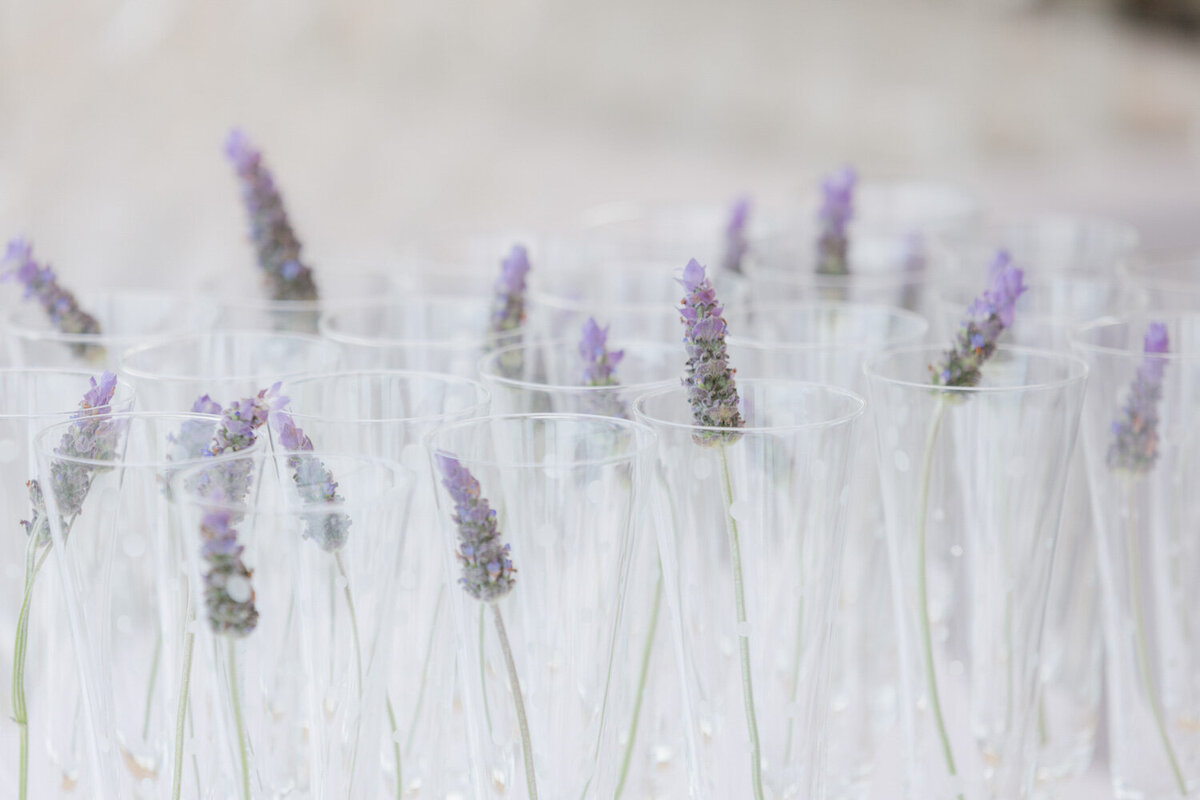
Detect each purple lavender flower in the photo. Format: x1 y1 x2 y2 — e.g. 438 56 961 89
580 317 624 387
435 452 516 603
931 251 1027 389
20 372 121 546
678 259 743 444
816 167 856 275
270 410 352 552
1108 322 1169 474
1 239 103 361
168 395 225 462
187 384 287 512
199 502 259 637
489 244 531 337
721 197 751 275
224 129 318 302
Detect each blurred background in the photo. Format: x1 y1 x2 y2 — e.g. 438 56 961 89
1 0 1199 286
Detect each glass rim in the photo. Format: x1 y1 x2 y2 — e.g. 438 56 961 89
198 269 398 310
283 368 492 424
169 450 411 513
317 297 526 346
865 344 1090 392
1120 252 1200 291
724 301 929 350
33 410 230 468
0 368 136 419
744 259 927 287
118 329 339 382
1 291 205 343
424 412 658 469
477 338 681 393
1069 314 1200 361
632 378 866 434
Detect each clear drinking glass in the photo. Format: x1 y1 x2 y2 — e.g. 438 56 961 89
200 269 399 333
635 379 865 799
119 330 341 411
1071 314 1200 800
1121 253 1200 313
425 413 657 799
865 346 1087 800
0 369 134 799
2 290 216 369
282 369 489 798
167 451 414 799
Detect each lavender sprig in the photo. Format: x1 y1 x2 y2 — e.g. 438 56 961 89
1108 322 1169 474
931 250 1027 389
1 239 103 361
225 129 318 303
815 167 856 275
579 317 629 419
199 504 259 637
168 395 225 462
270 410 352 552
678 259 743 444
489 244 531 338
721 197 751 276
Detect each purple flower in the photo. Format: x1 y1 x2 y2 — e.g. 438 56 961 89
1 239 103 361
930 251 1027 388
168 394 225 462
580 317 624 387
435 452 516 603
721 197 751 275
199 502 259 637
269 409 352 552
490 244 531 336
678 259 743 444
816 167 856 275
224 129 319 302
1108 322 1170 474
187 384 287 515
20 372 121 546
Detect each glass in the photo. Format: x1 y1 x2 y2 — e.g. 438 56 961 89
119 330 341 411
201 269 399 333
1121 253 1200 312
1071 315 1200 799
425 414 656 798
866 346 1087 799
635 379 865 798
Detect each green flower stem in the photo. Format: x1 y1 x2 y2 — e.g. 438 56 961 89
333 553 366 792
915 400 961 797
171 620 196 800
386 698 402 800
490 603 537 800
142 632 162 740
13 536 51 800
718 446 764 800
1124 481 1187 796
613 570 662 799
228 645 251 800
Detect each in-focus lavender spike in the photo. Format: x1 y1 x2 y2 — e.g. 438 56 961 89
677 259 743 444
435 452 516 603
930 251 1026 389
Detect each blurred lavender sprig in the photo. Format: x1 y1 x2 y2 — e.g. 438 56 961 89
931 250 1026 389
199 503 259 637
678 259 743 444
1 239 103 361
225 129 319 302
489 244 530 337
815 167 856 275
1108 322 1169 474
435 452 516 603
167 395 224 462
721 197 751 276
579 317 629 419
270 410 352 552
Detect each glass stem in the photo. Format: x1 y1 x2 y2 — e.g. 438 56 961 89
613 569 663 799
386 697 402 800
916 400 961 797
490 603 538 800
13 538 50 800
142 632 163 740
1125 480 1187 796
228 645 251 800
718 446 765 800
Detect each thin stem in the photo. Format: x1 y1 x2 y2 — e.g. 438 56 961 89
613 571 663 799
142 632 163 740
1125 481 1187 796
228 645 251 800
404 587 444 752
333 553 364 693
171 623 196 800
386 698 402 800
479 606 495 738
915 400 961 796
13 539 51 800
717 446 765 800
490 603 538 800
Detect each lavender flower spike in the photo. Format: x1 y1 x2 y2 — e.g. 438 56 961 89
489 244 531 337
931 250 1027 389
816 167 856 275
435 452 516 603
678 259 743 444
190 384 287 507
1108 322 1169 474
580 317 624 387
224 129 319 302
1 238 102 359
721 196 751 276
270 410 352 551
200 502 259 637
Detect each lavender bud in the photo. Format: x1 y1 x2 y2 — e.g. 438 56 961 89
815 167 856 276
721 197 751 276
1 239 103 361
1108 322 1169 474
435 452 516 603
677 259 743 444
270 410 352 552
200 503 259 637
930 251 1027 389
224 129 319 302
